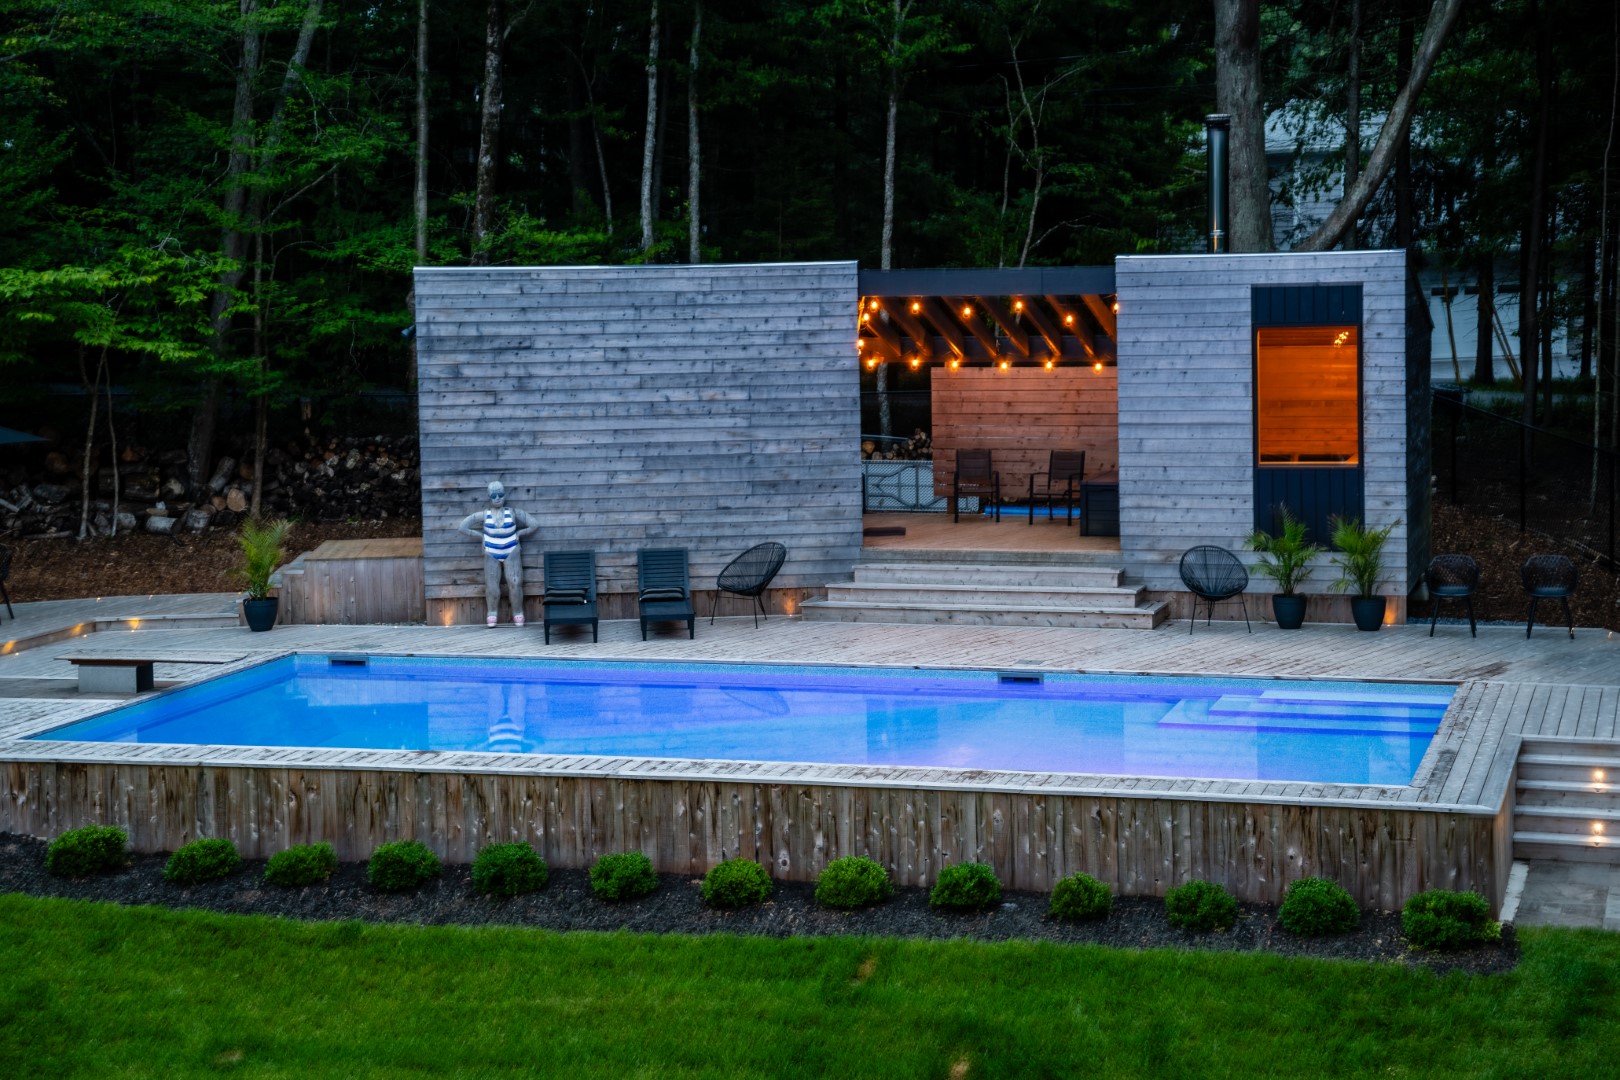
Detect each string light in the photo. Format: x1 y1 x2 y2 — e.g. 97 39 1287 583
1093 361 1104 372
1064 313 1075 325
909 356 920 369
868 299 879 311
949 359 959 369
1111 300 1120 313
1044 359 1053 370
1013 299 1024 311
961 305 973 319
910 301 921 314
866 357 878 369
998 359 1009 370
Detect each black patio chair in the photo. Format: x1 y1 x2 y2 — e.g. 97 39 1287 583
709 541 787 628
638 548 695 640
541 550 599 644
1178 545 1251 635
0 543 12 622
952 449 1000 523
1425 554 1479 638
1520 553 1578 639
1028 449 1086 526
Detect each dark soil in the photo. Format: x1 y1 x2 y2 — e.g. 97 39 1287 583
0 834 1517 975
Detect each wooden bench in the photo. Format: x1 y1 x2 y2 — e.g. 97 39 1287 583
58 652 247 694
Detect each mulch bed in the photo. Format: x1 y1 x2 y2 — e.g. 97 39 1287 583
0 834 1516 975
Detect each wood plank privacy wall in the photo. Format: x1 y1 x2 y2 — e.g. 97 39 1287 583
0 760 1507 910
929 367 1119 497
1114 251 1414 597
412 262 863 622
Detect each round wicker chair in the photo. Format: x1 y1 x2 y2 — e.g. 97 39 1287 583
1178 545 1251 635
1520 553 1578 639
1424 554 1479 638
709 542 788 628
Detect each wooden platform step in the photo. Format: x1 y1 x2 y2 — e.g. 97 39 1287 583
798 598 1169 630
1513 736 1620 863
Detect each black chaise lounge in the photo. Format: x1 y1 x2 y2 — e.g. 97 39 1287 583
541 550 598 644
1520 553 1578 639
709 541 787 627
952 449 1001 523
638 548 695 640
1425 554 1479 637
1028 450 1085 526
1178 545 1251 635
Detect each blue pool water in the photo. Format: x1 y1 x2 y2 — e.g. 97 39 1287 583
32 656 1454 785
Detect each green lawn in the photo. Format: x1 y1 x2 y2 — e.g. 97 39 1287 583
1 894 1616 1078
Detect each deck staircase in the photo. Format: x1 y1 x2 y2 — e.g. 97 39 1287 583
799 549 1169 630
1513 736 1620 862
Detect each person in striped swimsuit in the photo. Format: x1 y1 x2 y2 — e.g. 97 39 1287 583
457 481 540 626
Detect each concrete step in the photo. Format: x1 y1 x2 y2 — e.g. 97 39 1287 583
1512 831 1620 863
852 562 1125 588
799 598 1170 630
1514 806 1620 834
1516 780 1620 810
1521 737 1620 760
825 580 1146 608
856 547 1125 568
1516 754 1620 784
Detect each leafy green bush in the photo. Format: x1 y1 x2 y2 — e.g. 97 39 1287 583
1164 879 1239 932
1279 876 1359 936
929 862 1002 911
367 840 442 893
702 858 773 909
1402 889 1501 950
263 842 338 888
589 851 659 902
44 824 129 878
1049 872 1112 921
471 842 549 898
163 838 242 886
814 856 894 911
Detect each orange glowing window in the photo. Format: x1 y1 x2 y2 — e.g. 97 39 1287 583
1256 325 1359 465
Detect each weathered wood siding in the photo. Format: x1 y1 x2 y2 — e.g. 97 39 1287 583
279 539 426 625
1115 251 1412 602
413 262 862 623
929 367 1119 497
0 759 1506 910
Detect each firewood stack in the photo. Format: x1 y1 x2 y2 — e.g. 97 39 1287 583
859 428 933 461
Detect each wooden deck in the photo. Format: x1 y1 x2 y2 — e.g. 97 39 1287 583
862 511 1121 554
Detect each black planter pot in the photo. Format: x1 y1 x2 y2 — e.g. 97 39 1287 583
1271 594 1307 630
243 596 279 632
1349 595 1386 632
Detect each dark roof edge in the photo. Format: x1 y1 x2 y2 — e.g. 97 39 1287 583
858 266 1115 295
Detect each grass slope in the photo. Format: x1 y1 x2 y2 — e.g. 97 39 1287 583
1 894 1616 1078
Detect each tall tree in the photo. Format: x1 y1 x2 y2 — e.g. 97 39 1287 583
640 0 661 253
1213 0 1271 252
471 0 506 264
687 1 702 263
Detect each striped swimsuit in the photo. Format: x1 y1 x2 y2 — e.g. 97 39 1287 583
483 508 519 561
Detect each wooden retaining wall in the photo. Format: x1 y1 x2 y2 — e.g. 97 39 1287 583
279 539 426 625
0 760 1508 911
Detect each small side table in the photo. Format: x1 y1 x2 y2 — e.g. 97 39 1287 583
1079 470 1119 537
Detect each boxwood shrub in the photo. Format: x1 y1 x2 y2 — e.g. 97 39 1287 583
589 851 659 902
163 838 242 886
1278 876 1360 936
702 858 773 909
1402 889 1501 950
814 855 894 911
929 862 1002 911
1164 879 1238 932
471 842 549 898
1049 872 1112 921
44 824 129 878
367 840 442 893
263 842 338 888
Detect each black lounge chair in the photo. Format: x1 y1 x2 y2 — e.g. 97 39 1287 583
952 449 1001 522
541 550 598 644
0 543 12 622
1179 545 1251 635
1028 450 1085 526
710 541 787 628
1521 553 1578 639
1425 554 1479 638
638 548 695 640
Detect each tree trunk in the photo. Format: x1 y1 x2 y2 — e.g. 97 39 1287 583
471 0 504 265
875 0 905 439
1296 0 1465 253
1213 0 1270 252
687 2 701 263
1582 234 1595 380
640 0 660 253
406 0 428 387
1474 257 1495 385
1521 0 1551 428
1394 2 1414 250
1344 0 1362 249
77 346 103 541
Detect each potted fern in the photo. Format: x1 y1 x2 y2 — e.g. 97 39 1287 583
237 518 292 632
1329 516 1398 631
1246 507 1323 630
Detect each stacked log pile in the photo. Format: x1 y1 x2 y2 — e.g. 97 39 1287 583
0 435 421 538
860 429 932 460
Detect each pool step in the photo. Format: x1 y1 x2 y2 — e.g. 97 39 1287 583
1158 693 1446 736
1513 736 1620 864
805 557 1167 630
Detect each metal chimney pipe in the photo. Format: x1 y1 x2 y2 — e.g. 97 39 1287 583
1205 114 1231 254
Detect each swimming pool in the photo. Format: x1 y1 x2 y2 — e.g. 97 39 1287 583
33 655 1453 785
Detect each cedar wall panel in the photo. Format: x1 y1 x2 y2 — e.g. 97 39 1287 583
413 263 863 620
930 367 1119 496
1114 251 1411 597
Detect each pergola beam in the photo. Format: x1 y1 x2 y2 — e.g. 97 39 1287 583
1020 297 1066 359
1081 294 1118 341
1045 295 1097 359
975 296 1030 358
948 297 1002 359
881 299 934 359
918 298 968 359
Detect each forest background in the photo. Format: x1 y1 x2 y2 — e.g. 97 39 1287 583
0 0 1616 511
